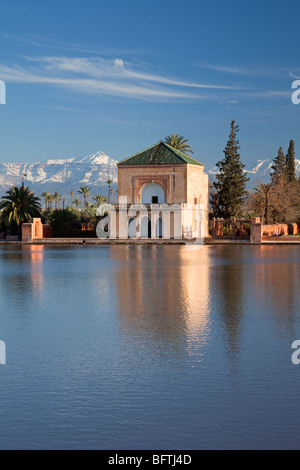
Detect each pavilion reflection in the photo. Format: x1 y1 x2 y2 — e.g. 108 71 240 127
111 245 211 358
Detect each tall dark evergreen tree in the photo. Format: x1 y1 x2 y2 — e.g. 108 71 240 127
212 120 249 218
271 146 286 179
285 140 296 182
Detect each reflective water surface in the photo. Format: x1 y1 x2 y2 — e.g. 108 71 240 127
0 244 300 449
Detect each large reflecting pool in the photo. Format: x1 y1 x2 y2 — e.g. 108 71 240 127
0 244 299 449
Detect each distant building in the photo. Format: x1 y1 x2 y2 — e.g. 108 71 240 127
109 141 209 240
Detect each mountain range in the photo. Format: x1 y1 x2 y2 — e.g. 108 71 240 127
0 151 299 207
0 151 118 207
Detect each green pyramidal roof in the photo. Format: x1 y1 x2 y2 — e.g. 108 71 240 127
117 142 204 166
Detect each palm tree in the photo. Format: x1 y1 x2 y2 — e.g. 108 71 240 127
53 192 62 210
107 179 113 203
93 195 108 207
48 194 55 209
0 186 41 228
72 198 81 209
163 134 193 154
78 186 91 207
253 183 273 224
41 191 51 209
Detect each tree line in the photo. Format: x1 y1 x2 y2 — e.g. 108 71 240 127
0 179 114 238
41 179 113 210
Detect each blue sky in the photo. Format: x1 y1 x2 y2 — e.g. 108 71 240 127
0 0 300 168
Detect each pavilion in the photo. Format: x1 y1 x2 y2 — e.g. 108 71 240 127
109 141 209 240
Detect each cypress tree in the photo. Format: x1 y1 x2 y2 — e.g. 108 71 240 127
212 120 249 218
285 140 296 182
271 146 286 178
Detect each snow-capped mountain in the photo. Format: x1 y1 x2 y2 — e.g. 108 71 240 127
207 158 300 188
0 151 118 206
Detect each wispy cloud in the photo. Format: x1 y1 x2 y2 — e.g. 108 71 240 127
290 71 300 80
0 56 241 101
200 64 260 76
33 56 239 89
200 63 295 79
0 49 292 103
240 90 292 98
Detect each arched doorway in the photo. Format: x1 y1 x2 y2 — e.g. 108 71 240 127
141 183 165 204
128 217 137 238
140 216 151 238
156 218 163 238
